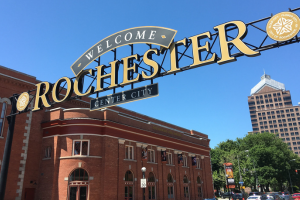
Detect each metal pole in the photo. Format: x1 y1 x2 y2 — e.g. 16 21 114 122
0 95 17 200
237 155 242 182
143 171 145 200
288 168 294 194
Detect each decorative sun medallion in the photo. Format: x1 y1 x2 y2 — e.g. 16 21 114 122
266 12 300 42
17 92 30 112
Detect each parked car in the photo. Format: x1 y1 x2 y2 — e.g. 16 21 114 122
222 192 234 199
292 193 300 200
250 192 263 196
261 194 282 200
247 195 262 200
281 194 293 200
232 193 244 200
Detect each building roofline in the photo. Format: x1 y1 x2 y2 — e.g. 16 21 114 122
0 65 36 79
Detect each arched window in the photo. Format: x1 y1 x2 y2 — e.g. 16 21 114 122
69 168 89 181
0 102 7 137
125 171 134 200
148 172 156 199
125 170 134 181
197 176 202 200
197 176 201 184
167 174 174 199
68 168 89 200
148 172 155 182
167 173 173 183
183 175 189 200
183 175 189 183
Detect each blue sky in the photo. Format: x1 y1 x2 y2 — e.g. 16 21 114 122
1 0 300 148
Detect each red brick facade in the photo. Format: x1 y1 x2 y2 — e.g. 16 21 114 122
0 65 214 200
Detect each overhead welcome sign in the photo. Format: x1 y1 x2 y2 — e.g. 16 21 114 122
71 27 177 76
14 10 300 112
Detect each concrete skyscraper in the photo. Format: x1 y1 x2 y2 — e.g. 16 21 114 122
248 74 300 155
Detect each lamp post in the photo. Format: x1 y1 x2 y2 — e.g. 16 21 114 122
288 159 296 194
245 150 258 191
141 167 146 200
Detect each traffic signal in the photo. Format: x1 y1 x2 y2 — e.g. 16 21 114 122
296 170 298 174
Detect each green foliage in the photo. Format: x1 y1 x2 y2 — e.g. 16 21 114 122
211 132 300 192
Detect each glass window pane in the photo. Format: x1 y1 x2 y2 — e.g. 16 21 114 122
129 147 132 159
79 169 84 181
129 186 133 197
75 169 80 180
79 186 87 200
74 142 81 155
82 142 88 155
125 146 128 159
125 186 128 197
152 186 155 199
69 187 77 200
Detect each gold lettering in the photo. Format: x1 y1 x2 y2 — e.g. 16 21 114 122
32 82 52 111
74 69 95 96
52 77 73 103
214 21 260 64
142 49 160 79
167 38 187 74
95 60 119 92
120 54 140 86
189 32 216 68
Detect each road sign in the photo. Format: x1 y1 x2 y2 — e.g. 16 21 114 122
141 179 147 188
239 182 244 185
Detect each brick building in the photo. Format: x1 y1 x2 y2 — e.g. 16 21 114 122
248 73 300 154
0 65 214 200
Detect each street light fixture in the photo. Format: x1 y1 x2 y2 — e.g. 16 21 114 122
141 167 146 200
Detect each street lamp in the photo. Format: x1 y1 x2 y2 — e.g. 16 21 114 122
288 159 296 194
141 167 146 200
245 150 259 191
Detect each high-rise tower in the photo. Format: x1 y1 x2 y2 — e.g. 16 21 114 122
248 74 300 155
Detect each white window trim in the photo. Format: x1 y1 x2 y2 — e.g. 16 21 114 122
125 145 134 160
44 146 52 159
167 152 172 165
148 149 155 163
72 140 90 156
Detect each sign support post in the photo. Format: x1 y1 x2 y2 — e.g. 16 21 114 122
0 95 17 200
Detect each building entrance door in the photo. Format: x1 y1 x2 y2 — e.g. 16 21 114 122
125 185 133 200
184 186 190 200
69 186 87 200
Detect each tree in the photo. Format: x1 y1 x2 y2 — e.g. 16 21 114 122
211 132 300 192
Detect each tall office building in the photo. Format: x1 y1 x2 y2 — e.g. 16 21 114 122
248 73 300 154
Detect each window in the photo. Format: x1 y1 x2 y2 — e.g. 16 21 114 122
296 132 299 135
73 140 89 156
0 102 7 137
294 147 298 150
291 132 295 136
183 156 188 167
69 168 89 181
281 133 284 137
44 146 51 159
292 137 296 141
125 145 134 160
167 174 174 199
125 171 134 200
196 158 200 169
148 149 155 163
148 172 156 199
183 175 189 183
167 152 172 165
287 138 290 141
